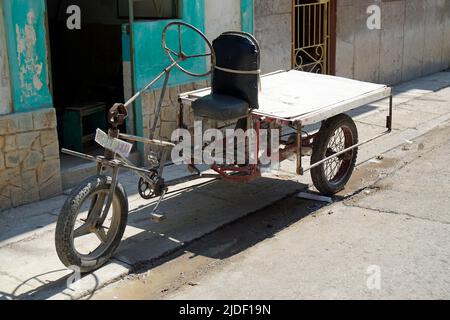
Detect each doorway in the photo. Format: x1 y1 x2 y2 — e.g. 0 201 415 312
292 0 336 74
46 0 126 157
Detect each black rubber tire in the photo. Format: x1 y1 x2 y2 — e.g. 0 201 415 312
55 175 128 273
310 114 358 196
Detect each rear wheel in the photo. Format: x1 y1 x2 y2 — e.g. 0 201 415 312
55 175 128 273
310 114 358 196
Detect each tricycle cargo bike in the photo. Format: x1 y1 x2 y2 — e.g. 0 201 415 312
55 22 393 272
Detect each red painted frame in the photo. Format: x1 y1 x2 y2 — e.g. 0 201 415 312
203 115 316 183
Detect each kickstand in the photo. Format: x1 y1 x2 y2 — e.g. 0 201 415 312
150 188 168 222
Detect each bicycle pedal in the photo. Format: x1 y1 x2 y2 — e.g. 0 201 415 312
151 213 166 223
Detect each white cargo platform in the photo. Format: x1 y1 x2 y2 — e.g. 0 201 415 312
179 70 392 126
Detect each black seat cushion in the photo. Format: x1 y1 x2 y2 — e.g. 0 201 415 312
212 33 260 108
192 94 249 121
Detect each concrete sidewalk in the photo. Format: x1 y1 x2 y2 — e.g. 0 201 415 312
1 70 450 300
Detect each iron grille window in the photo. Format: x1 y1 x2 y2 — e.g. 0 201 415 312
118 0 179 20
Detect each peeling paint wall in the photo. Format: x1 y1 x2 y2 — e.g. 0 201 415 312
0 2 13 115
3 0 52 112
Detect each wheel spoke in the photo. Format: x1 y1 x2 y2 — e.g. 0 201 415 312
94 227 108 244
73 194 109 238
73 222 91 238
336 130 343 149
185 52 212 59
338 130 345 149
328 162 334 179
324 151 343 181
98 193 115 227
327 126 352 181
328 135 335 149
165 46 179 57
325 161 332 179
73 194 106 238
329 133 339 152
324 128 347 181
88 194 106 219
331 160 339 177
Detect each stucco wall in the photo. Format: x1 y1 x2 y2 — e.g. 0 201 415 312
0 3 12 115
336 0 450 84
205 0 242 41
254 0 292 73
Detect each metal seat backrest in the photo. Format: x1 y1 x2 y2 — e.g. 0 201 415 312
211 31 261 109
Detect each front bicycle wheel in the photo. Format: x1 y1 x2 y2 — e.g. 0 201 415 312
55 175 128 273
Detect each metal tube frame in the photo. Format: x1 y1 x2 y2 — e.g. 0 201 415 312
63 87 394 187
61 148 218 189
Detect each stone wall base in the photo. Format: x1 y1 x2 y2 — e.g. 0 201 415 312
0 108 62 211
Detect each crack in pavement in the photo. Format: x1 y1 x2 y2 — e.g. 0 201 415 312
343 202 450 226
